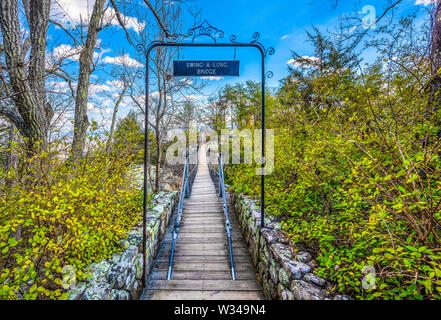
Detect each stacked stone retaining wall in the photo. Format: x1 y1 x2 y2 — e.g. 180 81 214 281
67 191 177 300
230 192 350 300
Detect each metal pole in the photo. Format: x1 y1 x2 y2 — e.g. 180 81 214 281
185 151 190 198
260 53 265 229
142 52 150 286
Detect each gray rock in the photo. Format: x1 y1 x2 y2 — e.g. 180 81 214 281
273 222 282 230
291 280 327 300
269 265 278 283
261 229 289 245
333 294 351 300
111 289 129 300
135 254 143 280
108 262 130 289
260 244 270 266
109 253 122 264
295 251 312 263
282 260 311 280
124 268 136 291
67 284 86 300
281 289 294 300
120 245 138 265
262 274 271 299
82 282 112 300
278 268 290 287
270 243 293 263
309 260 319 268
269 279 278 299
277 283 284 299
126 229 143 250
85 260 111 283
130 280 142 299
258 261 267 279
304 273 326 287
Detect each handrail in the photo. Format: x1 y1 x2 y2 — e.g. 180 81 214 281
167 148 198 280
218 152 236 280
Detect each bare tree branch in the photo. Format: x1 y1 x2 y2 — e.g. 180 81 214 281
49 19 81 46
108 0 135 46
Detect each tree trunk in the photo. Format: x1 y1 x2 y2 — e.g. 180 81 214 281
431 0 441 103
5 125 18 187
0 0 52 152
106 84 129 152
71 0 106 157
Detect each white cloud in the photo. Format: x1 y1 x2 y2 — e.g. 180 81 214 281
52 44 82 61
102 53 143 67
348 26 358 34
180 78 193 85
150 91 160 99
101 99 114 107
87 102 96 111
88 102 114 114
281 34 289 40
287 56 322 68
415 0 435 5
52 1 144 33
183 95 199 101
47 80 76 94
51 0 94 26
103 7 145 33
106 80 126 90
89 83 112 94
102 108 114 114
200 76 223 80
51 42 104 62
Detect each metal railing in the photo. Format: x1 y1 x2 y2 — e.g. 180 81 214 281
167 149 198 280
218 152 236 280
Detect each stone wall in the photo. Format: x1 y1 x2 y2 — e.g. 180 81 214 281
230 192 350 300
67 191 177 300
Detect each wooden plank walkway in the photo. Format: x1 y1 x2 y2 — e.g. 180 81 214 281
141 144 263 300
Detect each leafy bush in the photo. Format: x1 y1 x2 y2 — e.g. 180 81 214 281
0 132 143 300
226 23 441 299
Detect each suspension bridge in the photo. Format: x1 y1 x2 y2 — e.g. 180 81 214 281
141 143 263 300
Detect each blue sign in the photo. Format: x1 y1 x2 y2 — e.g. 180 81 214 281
173 60 240 77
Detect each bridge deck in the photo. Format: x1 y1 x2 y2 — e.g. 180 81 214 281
141 144 263 300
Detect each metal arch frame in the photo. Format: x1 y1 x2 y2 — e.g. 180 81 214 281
137 20 274 286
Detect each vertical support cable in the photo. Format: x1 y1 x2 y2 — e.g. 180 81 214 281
219 154 236 280
185 151 190 198
218 153 222 197
167 150 191 280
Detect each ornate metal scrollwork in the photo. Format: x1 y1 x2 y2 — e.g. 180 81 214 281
251 32 260 43
134 20 274 77
266 47 275 56
187 19 225 43
135 70 145 79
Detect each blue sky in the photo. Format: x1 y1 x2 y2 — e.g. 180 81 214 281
184 0 433 89
45 0 434 133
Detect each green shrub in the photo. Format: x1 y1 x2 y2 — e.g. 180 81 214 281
0 132 144 300
226 55 441 299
